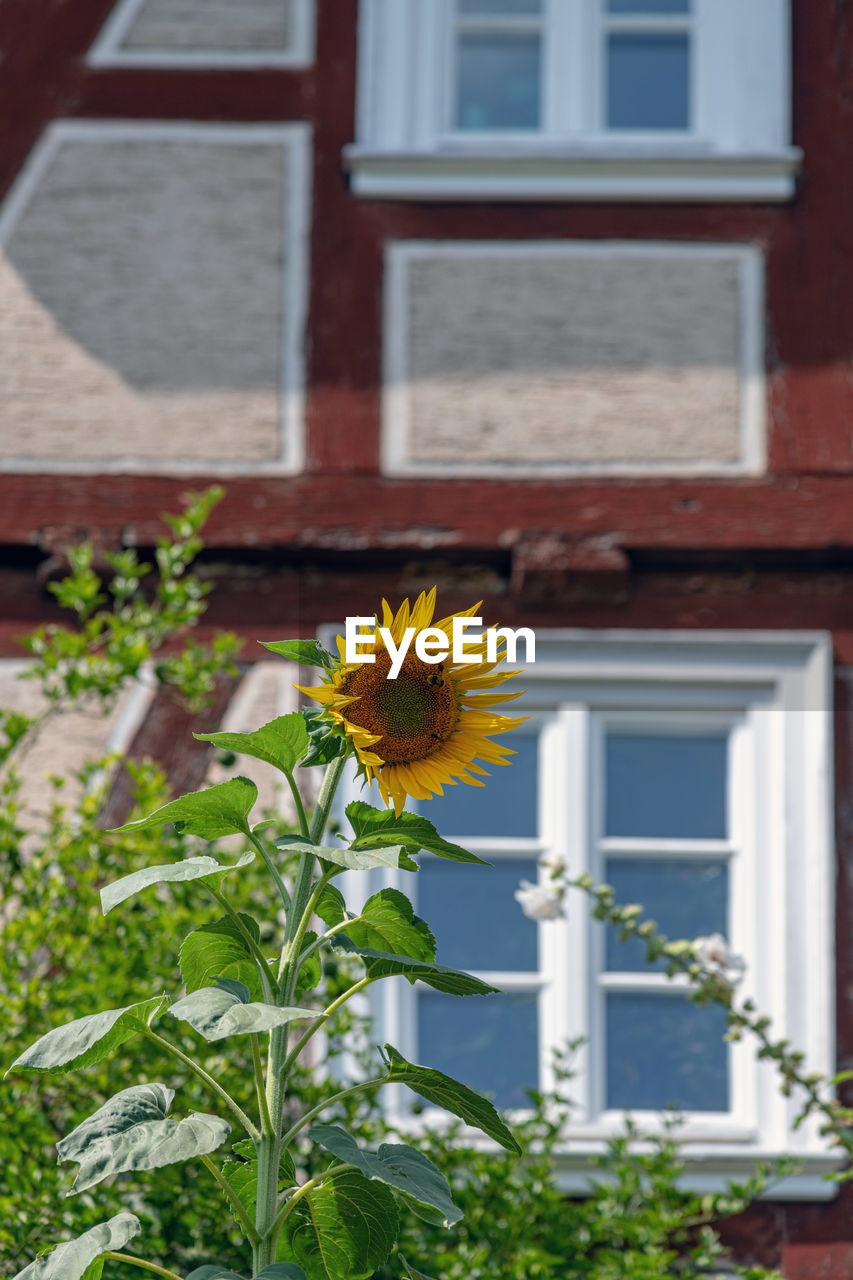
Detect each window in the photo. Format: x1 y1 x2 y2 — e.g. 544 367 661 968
348 0 799 201
335 630 839 1196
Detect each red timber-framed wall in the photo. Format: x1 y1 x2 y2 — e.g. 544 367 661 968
3 0 853 1273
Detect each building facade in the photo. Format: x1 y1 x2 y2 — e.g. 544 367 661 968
2 1 853 1273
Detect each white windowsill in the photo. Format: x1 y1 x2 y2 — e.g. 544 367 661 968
344 144 803 202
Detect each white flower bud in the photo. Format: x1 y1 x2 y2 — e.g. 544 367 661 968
514 879 565 922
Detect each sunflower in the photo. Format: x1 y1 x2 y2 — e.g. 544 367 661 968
298 589 526 815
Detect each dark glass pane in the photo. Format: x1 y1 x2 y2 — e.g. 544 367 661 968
418 990 539 1109
419 734 537 837
605 733 727 839
607 33 690 129
605 859 728 971
418 856 539 970
459 0 542 11
456 33 541 130
608 0 690 13
606 993 728 1110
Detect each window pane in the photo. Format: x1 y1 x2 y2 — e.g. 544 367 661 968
459 0 542 12
606 993 728 1110
605 858 728 971
419 733 537 838
608 0 690 13
607 33 690 130
605 733 727 839
456 33 541 130
418 856 539 970
418 990 538 1109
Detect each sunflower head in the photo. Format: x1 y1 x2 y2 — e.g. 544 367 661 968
297 589 526 815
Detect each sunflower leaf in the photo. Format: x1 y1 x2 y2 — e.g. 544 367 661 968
108 776 257 839
57 1083 175 1162
180 913 264 1001
345 888 435 961
64 1111 231 1195
11 1212 141 1280
314 882 349 927
274 836 417 873
300 710 349 767
7 996 168 1075
307 1124 462 1226
382 1044 522 1155
346 803 489 866
261 638 335 669
100 851 254 915
186 1268 309 1280
279 1167 398 1280
399 1258 440 1280
332 937 497 995
194 713 309 776
169 986 314 1042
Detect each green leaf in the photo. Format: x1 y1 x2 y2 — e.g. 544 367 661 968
382 1045 522 1155
275 836 418 873
221 1139 295 1238
399 1258 439 1280
307 1124 461 1227
261 638 334 668
346 802 488 866
80 1263 104 1280
11 1211 141 1280
314 882 348 927
57 1083 175 1161
281 1167 398 1280
180 914 264 1001
195 713 309 777
332 938 497 996
101 850 254 915
299 710 348 767
109 776 257 839
63 1109 231 1195
346 889 435 961
7 996 168 1075
169 986 314 1042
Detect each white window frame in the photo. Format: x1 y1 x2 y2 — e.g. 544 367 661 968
346 0 801 201
332 629 840 1198
87 0 315 69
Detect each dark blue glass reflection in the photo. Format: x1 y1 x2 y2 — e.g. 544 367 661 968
605 733 727 839
607 33 690 129
608 0 689 13
418 990 539 1109
418 856 539 971
419 734 538 837
606 993 728 1110
605 859 728 971
457 33 541 129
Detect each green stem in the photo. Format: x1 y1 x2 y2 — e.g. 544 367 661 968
252 1032 274 1135
280 1077 386 1150
199 1152 260 1245
101 1255 184 1280
284 767 311 837
248 829 292 915
143 1027 260 1142
283 865 336 1002
207 885 277 1003
254 753 349 1272
282 976 372 1075
299 914 362 965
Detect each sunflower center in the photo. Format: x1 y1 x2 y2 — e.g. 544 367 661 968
340 650 458 764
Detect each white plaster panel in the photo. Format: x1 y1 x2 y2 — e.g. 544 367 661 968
385 244 763 475
123 0 294 51
0 124 309 472
205 661 306 825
